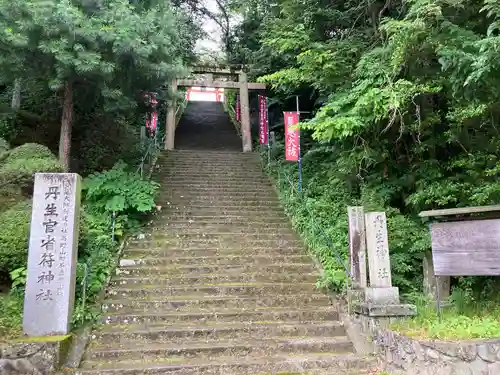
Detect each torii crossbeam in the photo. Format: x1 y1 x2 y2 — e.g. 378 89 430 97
165 66 266 152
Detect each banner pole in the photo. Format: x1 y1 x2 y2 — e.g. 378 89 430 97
296 95 302 194
266 96 271 166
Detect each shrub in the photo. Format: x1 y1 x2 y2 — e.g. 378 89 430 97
6 143 55 161
0 200 31 275
83 161 159 217
72 209 117 324
0 138 9 152
0 295 22 338
0 143 62 194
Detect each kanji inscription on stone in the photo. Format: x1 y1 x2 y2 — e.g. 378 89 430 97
23 173 81 336
365 212 393 288
347 206 367 288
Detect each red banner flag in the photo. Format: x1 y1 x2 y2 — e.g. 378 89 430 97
236 95 241 122
258 95 269 145
284 111 299 161
151 111 158 132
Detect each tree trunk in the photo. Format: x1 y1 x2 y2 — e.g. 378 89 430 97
11 79 21 110
59 81 73 172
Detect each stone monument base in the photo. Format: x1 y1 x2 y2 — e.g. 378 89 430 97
365 286 400 305
354 302 416 317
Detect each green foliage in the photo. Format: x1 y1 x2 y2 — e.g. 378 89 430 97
0 143 62 191
0 0 201 172
232 0 500 302
0 138 9 152
0 294 22 338
70 161 159 325
72 209 118 325
83 161 159 216
9 267 27 293
0 201 31 276
263 142 428 294
6 143 54 161
392 292 500 339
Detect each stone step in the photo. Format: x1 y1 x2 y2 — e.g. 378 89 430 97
122 246 305 258
156 211 287 218
159 203 283 211
157 176 272 183
85 337 352 361
158 155 262 164
159 150 259 157
126 238 303 249
99 306 337 325
102 293 331 313
127 232 299 242
117 254 310 266
106 282 318 298
158 198 281 207
110 271 318 286
147 227 293 237
112 263 317 276
78 352 370 375
152 221 293 229
159 161 262 167
153 215 288 223
160 183 274 190
158 199 281 207
155 213 289 222
91 320 346 343
159 171 268 177
77 369 373 375
157 170 268 177
157 188 278 195
159 160 261 166
159 196 280 203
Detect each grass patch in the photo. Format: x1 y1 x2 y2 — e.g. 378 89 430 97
391 294 500 340
0 293 22 339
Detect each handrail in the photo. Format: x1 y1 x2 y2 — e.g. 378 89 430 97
227 101 242 137
267 142 351 288
304 206 351 281
175 97 187 122
136 137 156 178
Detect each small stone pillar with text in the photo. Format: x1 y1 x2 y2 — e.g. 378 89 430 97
352 211 415 320
23 173 81 337
347 206 367 307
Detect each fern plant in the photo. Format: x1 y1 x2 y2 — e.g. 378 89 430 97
83 161 159 216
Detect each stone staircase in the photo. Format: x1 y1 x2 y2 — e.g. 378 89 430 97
76 149 374 375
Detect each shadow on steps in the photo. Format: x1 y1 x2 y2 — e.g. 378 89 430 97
175 101 242 151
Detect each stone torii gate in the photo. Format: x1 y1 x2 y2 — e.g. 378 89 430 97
165 66 266 152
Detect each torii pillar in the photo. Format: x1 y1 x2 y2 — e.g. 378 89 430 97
239 72 252 152
165 69 264 152
165 78 177 150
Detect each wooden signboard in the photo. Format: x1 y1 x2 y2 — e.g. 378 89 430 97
430 219 500 276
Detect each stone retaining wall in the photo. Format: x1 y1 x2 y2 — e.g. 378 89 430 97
376 330 500 375
0 336 70 375
346 313 500 375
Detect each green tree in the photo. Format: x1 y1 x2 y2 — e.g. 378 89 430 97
227 0 500 296
0 0 198 171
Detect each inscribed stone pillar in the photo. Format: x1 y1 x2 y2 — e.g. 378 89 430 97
239 72 252 152
165 78 178 150
364 211 400 305
348 206 367 288
23 173 82 336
